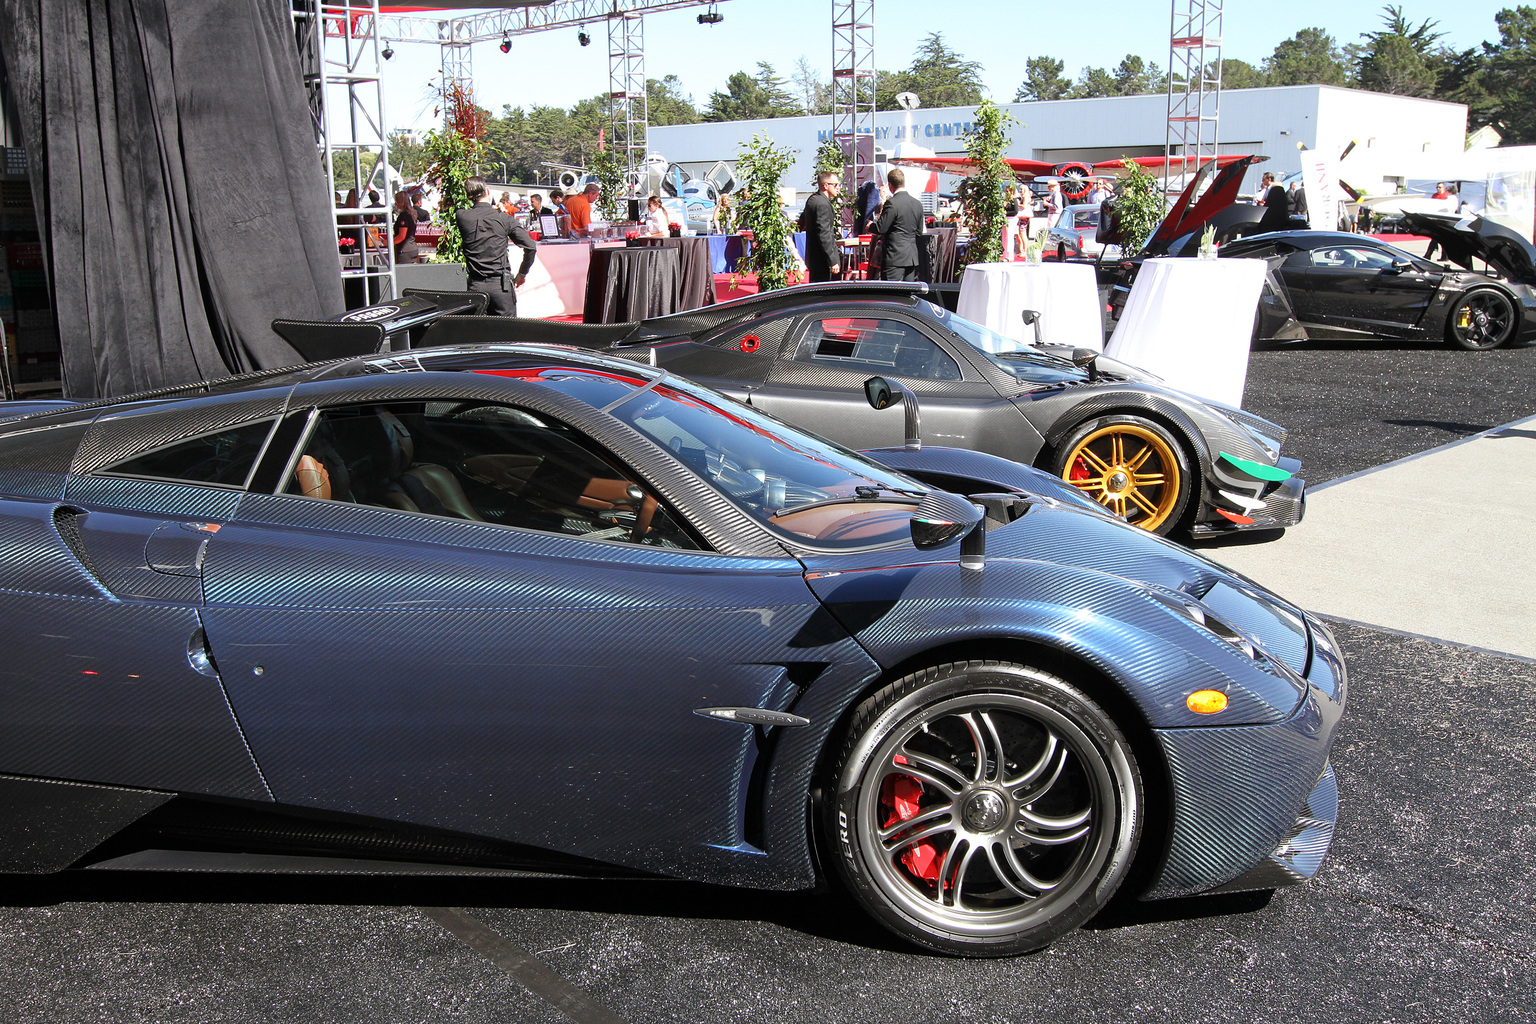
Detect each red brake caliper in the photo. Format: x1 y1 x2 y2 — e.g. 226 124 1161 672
1069 455 1091 482
881 755 942 883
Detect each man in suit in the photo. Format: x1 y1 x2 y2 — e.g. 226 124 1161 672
874 168 925 282
801 172 842 282
1255 175 1291 235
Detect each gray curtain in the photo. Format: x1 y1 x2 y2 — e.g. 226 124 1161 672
0 0 345 399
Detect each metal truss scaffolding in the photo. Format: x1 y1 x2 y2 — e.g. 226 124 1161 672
293 0 395 302
609 14 647 199
375 1 735 206
1164 0 1223 195
831 0 876 196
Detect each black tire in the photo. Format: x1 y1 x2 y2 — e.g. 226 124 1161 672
1051 415 1194 535
1445 288 1517 350
824 661 1142 957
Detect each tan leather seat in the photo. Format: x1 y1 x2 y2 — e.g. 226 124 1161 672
294 455 331 500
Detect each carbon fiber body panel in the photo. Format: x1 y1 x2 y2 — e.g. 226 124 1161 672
0 775 171 872
201 498 877 884
803 506 1309 729
72 390 291 477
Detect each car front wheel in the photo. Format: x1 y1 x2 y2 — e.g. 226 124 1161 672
1446 288 1517 350
825 661 1142 957
1053 415 1193 534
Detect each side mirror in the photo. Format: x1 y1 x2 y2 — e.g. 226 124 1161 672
1071 348 1101 382
864 375 903 411
1385 260 1413 274
910 491 986 570
1020 309 1044 347
864 376 922 451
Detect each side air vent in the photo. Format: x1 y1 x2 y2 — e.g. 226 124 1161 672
52 506 103 581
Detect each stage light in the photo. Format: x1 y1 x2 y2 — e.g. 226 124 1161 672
578 30 591 46
381 45 394 60
697 5 722 24
499 34 512 53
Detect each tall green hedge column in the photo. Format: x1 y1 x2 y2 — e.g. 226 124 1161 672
959 100 1018 267
735 132 796 292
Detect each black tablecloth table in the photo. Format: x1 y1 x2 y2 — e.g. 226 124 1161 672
627 236 717 309
920 227 959 283
583 246 682 324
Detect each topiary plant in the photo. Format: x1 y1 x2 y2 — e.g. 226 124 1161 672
734 132 797 293
958 99 1018 266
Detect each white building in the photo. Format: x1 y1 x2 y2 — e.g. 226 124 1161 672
650 85 1470 198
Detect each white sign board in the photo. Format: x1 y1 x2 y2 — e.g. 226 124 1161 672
1300 152 1339 232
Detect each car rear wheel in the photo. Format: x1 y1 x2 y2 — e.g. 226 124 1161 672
825 661 1142 957
1053 415 1193 534
1446 288 1517 350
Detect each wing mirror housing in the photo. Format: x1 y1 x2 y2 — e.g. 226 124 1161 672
1385 259 1414 274
1021 309 1044 347
1071 348 1101 382
910 491 986 570
864 376 923 450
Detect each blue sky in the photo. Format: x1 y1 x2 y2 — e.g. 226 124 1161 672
379 0 1516 132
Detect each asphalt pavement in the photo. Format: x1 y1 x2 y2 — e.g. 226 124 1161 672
3 337 1534 1024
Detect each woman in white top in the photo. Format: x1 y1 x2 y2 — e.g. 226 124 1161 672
644 195 670 237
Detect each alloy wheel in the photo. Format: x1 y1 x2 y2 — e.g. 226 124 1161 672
1062 422 1183 531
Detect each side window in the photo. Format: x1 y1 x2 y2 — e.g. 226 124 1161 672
1283 249 1313 268
100 419 276 488
1311 246 1395 270
797 317 962 381
281 401 699 548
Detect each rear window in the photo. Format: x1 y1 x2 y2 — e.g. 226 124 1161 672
100 420 277 488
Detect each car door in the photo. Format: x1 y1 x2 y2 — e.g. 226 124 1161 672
753 312 1036 460
0 398 276 801
198 391 875 876
1281 244 1442 336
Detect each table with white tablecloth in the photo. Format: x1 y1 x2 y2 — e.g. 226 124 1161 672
1104 257 1268 410
955 261 1105 351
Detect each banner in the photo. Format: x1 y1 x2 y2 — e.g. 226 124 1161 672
1300 152 1338 232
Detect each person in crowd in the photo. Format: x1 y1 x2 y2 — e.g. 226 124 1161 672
644 195 669 237
1289 180 1309 224
711 193 731 234
1045 181 1064 222
455 175 538 317
1356 204 1374 234
499 191 517 216
1002 200 1021 259
525 192 545 228
364 188 386 224
564 182 600 237
1255 174 1291 234
873 167 924 282
854 179 881 235
411 190 431 227
1254 172 1276 204
1087 179 1111 206
392 190 419 264
1432 182 1450 200
800 171 842 282
546 189 570 237
338 188 364 254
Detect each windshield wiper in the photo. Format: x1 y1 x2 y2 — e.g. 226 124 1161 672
776 485 926 516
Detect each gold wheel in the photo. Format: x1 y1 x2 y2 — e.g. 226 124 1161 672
1060 422 1183 532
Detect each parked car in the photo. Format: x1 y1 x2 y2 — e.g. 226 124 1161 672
1098 157 1535 350
0 343 1344 956
412 283 1304 538
1046 203 1114 259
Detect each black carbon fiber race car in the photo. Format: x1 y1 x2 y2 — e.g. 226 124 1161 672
416 283 1305 539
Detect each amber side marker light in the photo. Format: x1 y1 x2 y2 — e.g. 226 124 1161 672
1187 690 1229 714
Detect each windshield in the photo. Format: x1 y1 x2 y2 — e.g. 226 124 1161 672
941 314 1086 386
497 363 931 548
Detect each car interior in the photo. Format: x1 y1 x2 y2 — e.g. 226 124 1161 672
799 317 962 381
282 402 699 548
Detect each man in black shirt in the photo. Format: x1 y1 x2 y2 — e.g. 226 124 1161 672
456 175 538 316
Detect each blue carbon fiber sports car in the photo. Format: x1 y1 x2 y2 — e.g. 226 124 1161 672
0 344 1344 956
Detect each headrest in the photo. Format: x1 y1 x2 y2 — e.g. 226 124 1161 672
375 408 414 473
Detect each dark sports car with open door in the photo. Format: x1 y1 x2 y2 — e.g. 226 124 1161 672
0 344 1343 956
1101 161 1535 350
413 284 1306 539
